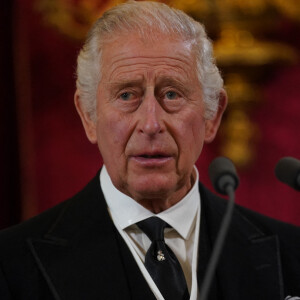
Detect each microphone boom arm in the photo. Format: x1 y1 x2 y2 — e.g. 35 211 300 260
199 184 236 300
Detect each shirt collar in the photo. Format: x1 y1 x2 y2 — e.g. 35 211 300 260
100 165 200 240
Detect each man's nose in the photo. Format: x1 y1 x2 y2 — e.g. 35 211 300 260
138 93 163 137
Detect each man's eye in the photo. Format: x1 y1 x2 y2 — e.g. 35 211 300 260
165 91 178 100
120 92 132 101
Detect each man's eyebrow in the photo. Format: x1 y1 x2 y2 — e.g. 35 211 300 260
107 79 144 90
155 77 191 93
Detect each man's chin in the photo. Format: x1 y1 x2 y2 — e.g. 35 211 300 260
120 169 192 208
128 181 188 213
125 175 179 203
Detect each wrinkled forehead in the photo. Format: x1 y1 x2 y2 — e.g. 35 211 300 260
99 31 198 82
102 29 197 62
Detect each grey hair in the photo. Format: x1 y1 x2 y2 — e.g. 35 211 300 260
76 1 223 120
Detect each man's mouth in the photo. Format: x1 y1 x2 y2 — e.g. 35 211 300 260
130 152 173 167
139 154 168 158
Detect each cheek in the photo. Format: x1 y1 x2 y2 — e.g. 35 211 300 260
192 119 206 146
97 110 135 159
177 113 206 161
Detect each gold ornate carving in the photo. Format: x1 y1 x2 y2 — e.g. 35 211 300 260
36 0 124 40
273 0 300 22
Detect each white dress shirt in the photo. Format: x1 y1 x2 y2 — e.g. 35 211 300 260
100 166 201 300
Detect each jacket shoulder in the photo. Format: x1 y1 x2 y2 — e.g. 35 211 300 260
199 182 300 241
0 172 101 252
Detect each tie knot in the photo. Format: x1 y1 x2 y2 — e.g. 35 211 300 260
137 217 168 242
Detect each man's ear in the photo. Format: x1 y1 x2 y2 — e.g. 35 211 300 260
74 90 97 144
204 89 228 143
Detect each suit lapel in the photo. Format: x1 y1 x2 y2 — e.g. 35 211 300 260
26 174 152 300
115 232 156 300
199 183 284 300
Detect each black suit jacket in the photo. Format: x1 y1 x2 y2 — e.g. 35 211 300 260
0 173 300 299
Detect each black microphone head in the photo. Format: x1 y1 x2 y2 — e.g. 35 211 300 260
209 157 239 195
275 157 300 191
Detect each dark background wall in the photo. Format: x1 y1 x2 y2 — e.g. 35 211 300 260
0 1 21 229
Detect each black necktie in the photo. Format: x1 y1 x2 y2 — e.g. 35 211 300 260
137 217 190 300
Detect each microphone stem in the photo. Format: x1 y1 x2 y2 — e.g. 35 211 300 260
199 184 235 300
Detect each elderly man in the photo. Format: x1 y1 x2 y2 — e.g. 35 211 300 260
0 1 300 300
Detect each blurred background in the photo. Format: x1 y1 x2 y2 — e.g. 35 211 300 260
1 0 300 230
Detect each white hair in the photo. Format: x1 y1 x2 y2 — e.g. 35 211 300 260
76 0 223 120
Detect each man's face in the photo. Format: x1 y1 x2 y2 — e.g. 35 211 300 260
76 32 226 211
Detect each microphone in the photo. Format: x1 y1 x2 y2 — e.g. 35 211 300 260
275 157 300 191
199 157 239 300
208 156 240 195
